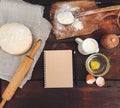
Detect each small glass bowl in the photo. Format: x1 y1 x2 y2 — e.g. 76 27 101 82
85 53 110 77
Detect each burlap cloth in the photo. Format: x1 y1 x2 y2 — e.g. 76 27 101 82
0 0 52 88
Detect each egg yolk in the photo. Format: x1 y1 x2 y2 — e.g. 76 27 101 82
90 61 100 70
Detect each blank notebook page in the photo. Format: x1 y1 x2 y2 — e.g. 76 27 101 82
44 50 73 88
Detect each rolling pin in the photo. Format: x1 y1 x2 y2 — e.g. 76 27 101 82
0 39 42 108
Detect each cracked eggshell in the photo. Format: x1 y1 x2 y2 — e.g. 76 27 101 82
96 77 105 87
86 74 96 84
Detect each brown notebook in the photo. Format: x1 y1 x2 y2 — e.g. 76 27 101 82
44 50 73 88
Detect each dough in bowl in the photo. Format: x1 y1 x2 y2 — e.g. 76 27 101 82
0 22 33 55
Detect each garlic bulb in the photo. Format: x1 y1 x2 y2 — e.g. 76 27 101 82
101 34 119 49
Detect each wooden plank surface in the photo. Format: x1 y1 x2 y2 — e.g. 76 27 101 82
1 81 120 108
0 0 120 108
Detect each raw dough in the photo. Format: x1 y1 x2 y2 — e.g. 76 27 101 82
0 22 33 55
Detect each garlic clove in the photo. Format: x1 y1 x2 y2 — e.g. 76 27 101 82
96 77 105 87
86 74 96 84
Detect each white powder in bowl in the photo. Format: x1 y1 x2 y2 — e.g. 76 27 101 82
56 11 74 25
55 4 80 26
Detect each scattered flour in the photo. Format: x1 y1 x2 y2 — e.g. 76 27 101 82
70 7 80 12
72 18 83 30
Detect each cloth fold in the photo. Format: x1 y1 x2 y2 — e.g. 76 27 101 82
0 0 52 88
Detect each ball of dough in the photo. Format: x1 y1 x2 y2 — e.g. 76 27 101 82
0 22 33 55
56 11 74 25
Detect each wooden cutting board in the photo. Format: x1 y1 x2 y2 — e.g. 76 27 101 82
50 1 119 40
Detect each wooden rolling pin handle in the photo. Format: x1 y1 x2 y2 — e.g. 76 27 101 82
0 39 42 108
0 99 6 108
29 39 42 58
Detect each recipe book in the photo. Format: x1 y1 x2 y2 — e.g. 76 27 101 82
44 50 73 88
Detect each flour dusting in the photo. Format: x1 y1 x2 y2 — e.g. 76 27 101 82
72 18 83 31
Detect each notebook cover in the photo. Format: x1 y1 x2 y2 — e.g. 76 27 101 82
44 50 73 88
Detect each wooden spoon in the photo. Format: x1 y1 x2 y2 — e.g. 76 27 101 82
57 5 120 25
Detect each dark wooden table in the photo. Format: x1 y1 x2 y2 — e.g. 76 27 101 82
1 0 120 108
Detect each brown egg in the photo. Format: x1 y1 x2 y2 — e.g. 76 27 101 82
101 34 119 49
